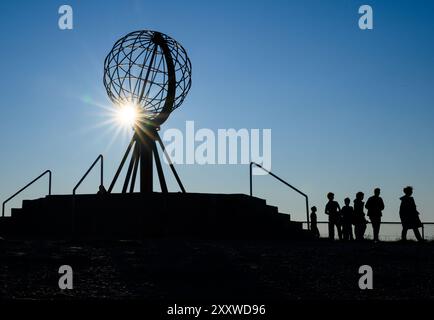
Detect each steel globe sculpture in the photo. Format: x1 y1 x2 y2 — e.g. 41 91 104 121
104 30 191 194
103 30 192 126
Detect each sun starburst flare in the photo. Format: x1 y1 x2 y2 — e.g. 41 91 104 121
116 102 138 128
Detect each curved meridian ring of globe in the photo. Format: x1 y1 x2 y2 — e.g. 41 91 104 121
103 30 192 125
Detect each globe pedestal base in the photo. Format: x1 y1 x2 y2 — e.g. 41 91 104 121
107 126 185 194
0 192 310 240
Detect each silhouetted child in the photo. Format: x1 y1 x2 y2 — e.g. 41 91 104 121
353 192 367 240
325 192 342 240
341 198 354 241
310 206 320 238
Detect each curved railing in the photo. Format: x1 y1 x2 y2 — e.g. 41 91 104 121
2 170 52 217
73 154 104 195
250 162 310 230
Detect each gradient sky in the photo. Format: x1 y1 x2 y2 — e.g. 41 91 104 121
0 0 434 223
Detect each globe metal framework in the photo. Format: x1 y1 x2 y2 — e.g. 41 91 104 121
103 30 192 126
103 30 191 194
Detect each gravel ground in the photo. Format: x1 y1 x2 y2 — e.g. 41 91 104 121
0 239 433 301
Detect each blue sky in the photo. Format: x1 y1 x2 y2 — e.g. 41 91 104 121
0 0 434 223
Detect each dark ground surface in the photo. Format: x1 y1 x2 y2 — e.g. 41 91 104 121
0 239 433 301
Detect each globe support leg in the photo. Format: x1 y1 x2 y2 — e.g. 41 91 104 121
122 142 139 193
138 128 154 193
153 141 168 193
156 132 186 193
129 143 140 193
108 135 136 193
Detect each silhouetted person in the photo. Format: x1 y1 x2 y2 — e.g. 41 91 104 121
353 192 367 240
341 198 354 241
325 192 342 240
97 185 107 195
310 206 320 238
399 186 424 242
365 188 384 242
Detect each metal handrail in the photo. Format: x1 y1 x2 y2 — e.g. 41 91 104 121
304 221 434 240
250 162 310 229
73 154 104 195
2 170 52 217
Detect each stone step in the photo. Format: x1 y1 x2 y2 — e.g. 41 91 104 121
10 208 23 217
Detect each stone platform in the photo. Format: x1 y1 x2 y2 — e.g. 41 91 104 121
0 192 310 240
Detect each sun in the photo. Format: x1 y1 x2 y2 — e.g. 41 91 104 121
116 102 138 127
